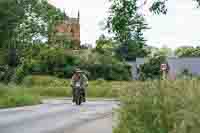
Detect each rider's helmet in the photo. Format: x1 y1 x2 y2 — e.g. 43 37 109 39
75 68 82 73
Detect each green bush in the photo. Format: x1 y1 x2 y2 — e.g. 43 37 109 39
79 52 132 80
10 47 131 82
22 47 80 77
0 65 15 84
0 49 8 65
139 55 167 80
115 80 200 133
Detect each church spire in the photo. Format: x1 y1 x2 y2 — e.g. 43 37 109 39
77 10 80 23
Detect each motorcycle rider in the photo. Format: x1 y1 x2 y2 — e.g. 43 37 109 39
70 68 88 103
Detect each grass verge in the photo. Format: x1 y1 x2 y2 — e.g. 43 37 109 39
0 85 41 109
22 75 124 98
114 80 200 133
0 75 126 108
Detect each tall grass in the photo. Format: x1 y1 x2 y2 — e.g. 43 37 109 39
115 80 200 133
0 75 124 108
0 84 41 108
22 75 122 98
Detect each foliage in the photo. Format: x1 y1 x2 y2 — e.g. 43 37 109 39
95 34 116 55
0 46 131 83
176 68 194 80
175 46 200 57
22 75 120 98
0 0 66 48
13 47 80 83
11 46 131 82
139 54 167 80
118 40 149 61
107 0 200 60
107 0 149 60
107 0 146 42
0 49 8 65
0 0 24 47
79 51 132 80
0 84 41 108
153 46 173 57
151 0 200 15
0 77 127 108
150 0 168 15
115 80 200 133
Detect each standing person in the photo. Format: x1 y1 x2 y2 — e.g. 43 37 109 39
70 68 88 103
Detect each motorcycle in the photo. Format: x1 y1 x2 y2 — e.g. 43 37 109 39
74 82 84 105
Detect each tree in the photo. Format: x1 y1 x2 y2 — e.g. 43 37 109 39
95 35 116 55
0 0 24 47
0 0 66 68
150 45 173 57
14 0 66 47
175 46 200 57
0 0 66 48
139 52 167 80
107 0 200 60
107 0 149 60
150 0 200 15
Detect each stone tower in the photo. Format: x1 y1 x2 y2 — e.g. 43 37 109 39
55 11 80 48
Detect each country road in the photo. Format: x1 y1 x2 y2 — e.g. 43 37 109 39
0 99 118 133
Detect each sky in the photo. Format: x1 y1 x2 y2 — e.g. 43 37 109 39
49 0 200 49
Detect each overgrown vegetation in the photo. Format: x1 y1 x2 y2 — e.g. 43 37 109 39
139 53 167 80
0 75 126 108
0 46 132 84
0 84 41 108
107 0 149 60
21 75 121 98
175 46 200 57
115 80 200 133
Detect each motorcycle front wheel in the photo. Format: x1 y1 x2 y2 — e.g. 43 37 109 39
76 95 81 105
75 91 82 105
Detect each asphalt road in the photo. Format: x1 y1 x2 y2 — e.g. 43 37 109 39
0 100 117 133
67 116 112 133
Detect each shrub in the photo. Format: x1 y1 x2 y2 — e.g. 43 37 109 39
79 52 132 80
12 47 131 82
0 48 8 65
139 55 167 80
0 65 15 84
115 80 200 133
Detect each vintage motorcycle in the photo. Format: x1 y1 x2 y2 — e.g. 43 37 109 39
74 82 84 105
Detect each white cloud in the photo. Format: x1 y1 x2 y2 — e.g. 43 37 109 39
144 0 200 49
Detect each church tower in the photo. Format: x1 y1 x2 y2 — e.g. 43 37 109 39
55 10 81 49
78 10 80 23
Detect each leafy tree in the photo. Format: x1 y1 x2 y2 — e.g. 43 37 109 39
107 0 149 60
139 53 167 80
150 0 200 15
14 0 66 47
175 46 200 57
95 35 116 55
0 0 66 48
150 46 173 57
0 0 24 47
107 0 200 60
